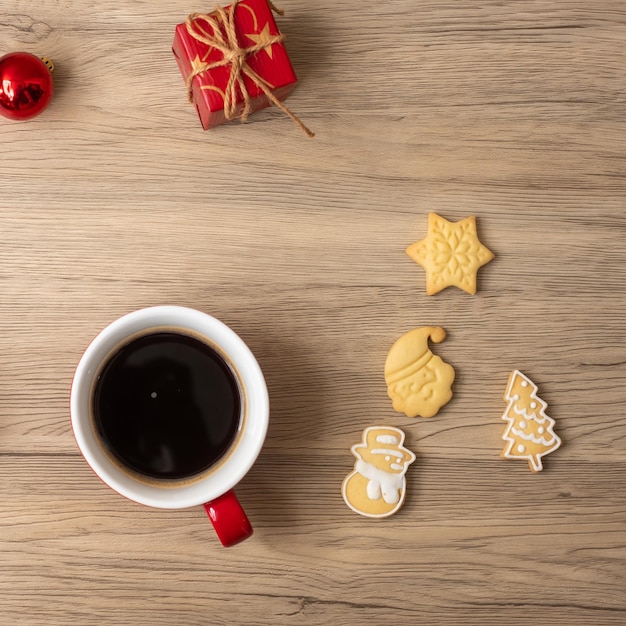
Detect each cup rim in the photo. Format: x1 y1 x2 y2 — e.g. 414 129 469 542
70 306 269 509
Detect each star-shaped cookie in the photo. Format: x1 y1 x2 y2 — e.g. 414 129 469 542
406 213 494 295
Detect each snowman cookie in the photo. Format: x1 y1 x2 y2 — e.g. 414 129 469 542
385 326 455 418
342 426 416 518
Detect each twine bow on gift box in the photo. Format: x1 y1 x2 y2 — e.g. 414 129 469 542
185 0 314 137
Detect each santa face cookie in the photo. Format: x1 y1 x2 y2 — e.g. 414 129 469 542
501 370 561 472
384 327 455 418
342 427 416 518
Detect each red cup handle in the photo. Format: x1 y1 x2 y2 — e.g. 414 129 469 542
204 489 253 547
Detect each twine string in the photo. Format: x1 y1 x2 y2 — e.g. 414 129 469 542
185 0 313 137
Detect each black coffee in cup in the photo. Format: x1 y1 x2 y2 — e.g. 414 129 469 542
92 330 242 481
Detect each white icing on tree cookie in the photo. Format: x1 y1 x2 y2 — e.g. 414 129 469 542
500 370 561 472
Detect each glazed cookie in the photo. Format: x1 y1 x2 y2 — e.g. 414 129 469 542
501 370 561 472
342 426 416 518
406 212 494 295
385 327 455 418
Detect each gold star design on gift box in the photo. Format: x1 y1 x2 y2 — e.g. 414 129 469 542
190 54 206 72
406 213 495 295
245 23 275 58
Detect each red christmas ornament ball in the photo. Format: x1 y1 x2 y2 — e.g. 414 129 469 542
0 52 54 120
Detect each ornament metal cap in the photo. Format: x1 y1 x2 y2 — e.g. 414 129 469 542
40 56 55 73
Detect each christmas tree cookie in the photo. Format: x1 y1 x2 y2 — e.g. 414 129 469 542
342 426 416 518
406 213 494 295
500 370 561 472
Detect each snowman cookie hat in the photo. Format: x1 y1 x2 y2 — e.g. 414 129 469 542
384 326 446 385
353 426 416 465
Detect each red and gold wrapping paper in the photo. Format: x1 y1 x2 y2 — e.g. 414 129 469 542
173 0 297 130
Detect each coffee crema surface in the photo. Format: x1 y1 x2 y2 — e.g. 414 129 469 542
92 331 241 480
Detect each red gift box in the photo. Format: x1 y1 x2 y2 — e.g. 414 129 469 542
173 0 311 134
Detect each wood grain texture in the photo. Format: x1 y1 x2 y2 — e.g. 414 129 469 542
1 0 625 624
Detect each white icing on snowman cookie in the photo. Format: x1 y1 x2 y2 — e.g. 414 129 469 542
342 426 416 518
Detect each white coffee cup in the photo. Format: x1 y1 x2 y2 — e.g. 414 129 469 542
70 305 269 546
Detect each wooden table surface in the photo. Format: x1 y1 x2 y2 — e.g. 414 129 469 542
1 1 625 624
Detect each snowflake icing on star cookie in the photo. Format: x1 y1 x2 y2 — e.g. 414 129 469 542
406 212 494 295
